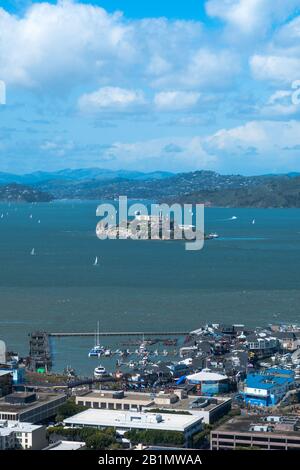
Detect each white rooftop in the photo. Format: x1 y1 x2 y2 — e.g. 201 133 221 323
64 409 202 432
186 371 228 382
0 370 11 377
0 420 42 435
46 440 85 451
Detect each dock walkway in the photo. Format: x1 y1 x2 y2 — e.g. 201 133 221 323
49 331 188 337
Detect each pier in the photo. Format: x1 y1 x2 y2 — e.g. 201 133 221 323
49 331 189 338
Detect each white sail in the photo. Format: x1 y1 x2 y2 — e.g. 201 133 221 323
94 256 99 266
30 248 35 256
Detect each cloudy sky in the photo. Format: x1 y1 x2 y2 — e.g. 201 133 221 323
1 0 300 174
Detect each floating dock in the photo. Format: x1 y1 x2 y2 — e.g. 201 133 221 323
49 331 188 337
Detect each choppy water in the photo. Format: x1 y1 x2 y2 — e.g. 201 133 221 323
0 201 300 374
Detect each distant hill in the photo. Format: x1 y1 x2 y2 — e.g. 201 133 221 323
0 169 300 207
170 177 300 208
33 170 298 206
0 184 53 202
0 168 173 185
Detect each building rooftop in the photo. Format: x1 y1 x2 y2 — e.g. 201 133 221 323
0 420 42 434
0 392 66 413
80 390 154 404
0 370 11 377
246 373 293 390
45 440 85 451
64 409 202 432
187 371 228 382
214 416 300 438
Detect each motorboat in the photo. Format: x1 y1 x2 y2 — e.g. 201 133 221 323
94 365 107 378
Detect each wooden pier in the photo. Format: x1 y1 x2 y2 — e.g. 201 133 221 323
49 331 188 338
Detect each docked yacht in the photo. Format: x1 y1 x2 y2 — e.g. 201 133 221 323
88 321 104 358
94 365 106 378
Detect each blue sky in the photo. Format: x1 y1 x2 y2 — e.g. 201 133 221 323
1 0 300 174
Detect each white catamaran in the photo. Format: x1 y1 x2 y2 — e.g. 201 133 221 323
88 321 104 357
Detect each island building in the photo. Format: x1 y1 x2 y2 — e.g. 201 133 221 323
211 415 300 450
0 420 47 450
243 368 295 407
64 409 203 447
0 391 67 423
75 389 232 424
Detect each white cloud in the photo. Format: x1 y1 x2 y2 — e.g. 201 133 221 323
78 86 145 112
250 55 300 83
205 120 300 172
153 48 239 89
101 137 217 172
0 2 240 94
205 0 299 35
0 2 135 89
154 91 201 111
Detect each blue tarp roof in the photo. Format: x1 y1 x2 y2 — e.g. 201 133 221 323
246 373 293 390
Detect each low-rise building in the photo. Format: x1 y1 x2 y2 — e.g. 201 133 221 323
76 390 177 413
246 334 279 357
75 389 232 424
64 409 203 447
211 415 300 450
0 391 67 423
44 440 86 450
243 368 295 407
0 371 13 397
0 420 47 450
185 370 229 395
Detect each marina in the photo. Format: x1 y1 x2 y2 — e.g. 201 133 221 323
49 331 188 337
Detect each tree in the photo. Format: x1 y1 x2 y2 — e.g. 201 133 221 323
85 431 115 450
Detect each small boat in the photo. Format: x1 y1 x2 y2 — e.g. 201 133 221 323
207 232 219 239
88 345 104 358
88 322 104 357
252 219 256 225
104 349 111 357
93 256 99 266
231 216 237 220
94 365 106 378
30 248 36 256
129 361 136 368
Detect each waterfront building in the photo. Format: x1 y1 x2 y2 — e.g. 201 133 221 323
246 334 279 357
75 389 232 424
0 391 67 422
211 415 300 450
64 409 203 447
0 420 47 450
185 370 229 395
243 368 295 407
0 365 25 386
0 371 13 397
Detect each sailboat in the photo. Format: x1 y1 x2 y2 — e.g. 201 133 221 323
252 219 256 225
30 248 36 256
88 321 104 357
93 256 99 266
